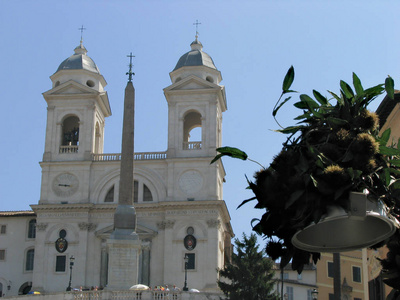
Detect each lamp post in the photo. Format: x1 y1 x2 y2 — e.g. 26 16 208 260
66 255 75 291
183 255 189 291
311 288 318 300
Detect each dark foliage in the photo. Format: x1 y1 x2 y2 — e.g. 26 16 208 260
213 68 400 290
217 233 279 300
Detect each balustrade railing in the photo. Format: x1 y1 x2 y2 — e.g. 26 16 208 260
92 152 167 162
183 142 202 150
59 145 79 154
72 290 181 300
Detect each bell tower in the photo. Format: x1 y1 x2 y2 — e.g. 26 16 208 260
164 37 227 158
39 41 111 205
42 41 111 162
163 36 227 202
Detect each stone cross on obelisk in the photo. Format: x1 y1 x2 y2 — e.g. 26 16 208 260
107 53 141 290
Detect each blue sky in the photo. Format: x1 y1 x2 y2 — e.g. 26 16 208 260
1 0 400 240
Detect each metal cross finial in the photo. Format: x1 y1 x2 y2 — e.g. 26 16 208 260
193 20 201 39
126 52 135 82
78 25 86 42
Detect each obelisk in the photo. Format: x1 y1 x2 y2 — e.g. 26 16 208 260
107 53 141 290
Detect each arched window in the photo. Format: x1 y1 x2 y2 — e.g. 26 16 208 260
26 249 34 271
62 116 80 146
143 185 153 202
28 219 36 239
104 186 114 202
183 111 202 150
104 181 153 203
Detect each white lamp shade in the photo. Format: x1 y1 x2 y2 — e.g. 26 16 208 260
292 192 397 252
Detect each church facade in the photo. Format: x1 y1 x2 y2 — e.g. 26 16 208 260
0 37 233 296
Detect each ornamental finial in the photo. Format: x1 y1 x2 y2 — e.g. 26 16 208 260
126 52 135 82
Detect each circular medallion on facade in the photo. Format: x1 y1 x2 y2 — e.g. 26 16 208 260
187 226 194 235
55 237 68 253
184 234 197 251
179 171 203 195
52 173 79 197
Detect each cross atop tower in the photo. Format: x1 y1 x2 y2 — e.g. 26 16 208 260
78 25 86 43
126 52 135 82
193 20 201 39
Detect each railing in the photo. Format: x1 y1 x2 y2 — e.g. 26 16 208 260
72 290 181 300
183 142 202 150
60 145 79 154
92 153 122 161
92 152 167 162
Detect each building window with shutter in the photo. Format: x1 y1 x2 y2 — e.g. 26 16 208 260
26 249 35 271
28 219 36 239
353 266 362 283
56 255 66 272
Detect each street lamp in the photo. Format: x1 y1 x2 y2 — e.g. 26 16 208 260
183 254 189 291
311 288 318 300
66 255 75 291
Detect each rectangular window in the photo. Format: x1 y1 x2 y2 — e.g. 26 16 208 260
283 272 289 280
185 253 195 270
26 249 34 271
0 225 6 234
286 286 293 300
56 255 66 272
353 266 362 283
0 250 5 261
327 261 334 278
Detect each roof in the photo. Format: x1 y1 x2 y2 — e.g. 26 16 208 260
376 90 400 128
173 38 217 71
56 42 100 74
0 210 36 217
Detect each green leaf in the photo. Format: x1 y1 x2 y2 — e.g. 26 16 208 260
328 90 344 105
275 125 304 134
313 90 328 105
273 96 292 117
379 128 392 146
211 147 248 164
380 146 400 156
364 84 385 98
353 73 364 95
299 94 319 109
385 76 395 100
340 80 354 98
210 153 224 164
282 66 295 92
326 117 348 126
237 197 257 209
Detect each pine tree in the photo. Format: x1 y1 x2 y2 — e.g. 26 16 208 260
217 233 279 300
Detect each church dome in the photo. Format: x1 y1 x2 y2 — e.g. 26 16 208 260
56 42 100 74
173 38 217 71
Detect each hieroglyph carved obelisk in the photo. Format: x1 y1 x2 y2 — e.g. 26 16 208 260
107 53 141 290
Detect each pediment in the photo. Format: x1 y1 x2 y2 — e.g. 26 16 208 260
43 80 98 96
164 75 219 92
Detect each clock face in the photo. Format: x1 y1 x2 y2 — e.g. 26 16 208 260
52 173 79 197
179 170 203 195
